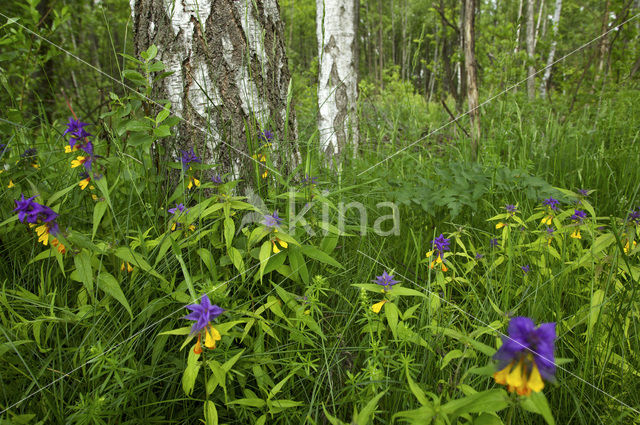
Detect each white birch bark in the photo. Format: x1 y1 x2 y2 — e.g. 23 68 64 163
316 0 359 164
526 0 536 98
131 0 298 180
514 0 524 54
540 0 562 98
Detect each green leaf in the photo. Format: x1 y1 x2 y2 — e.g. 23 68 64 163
389 286 427 298
227 398 265 408
182 349 201 396
204 400 218 425
92 201 107 240
356 391 387 424
473 413 504 425
158 326 191 336
94 176 112 209
144 44 158 61
47 183 76 205
196 248 217 277
288 245 308 284
405 365 430 406
441 389 509 417
97 272 132 318
300 245 343 269
156 104 171 124
73 249 93 295
228 247 245 279
322 406 348 425
521 391 555 425
224 217 235 250
259 241 272 281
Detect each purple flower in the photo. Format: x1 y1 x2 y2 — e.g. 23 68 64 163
546 226 555 235
475 253 484 260
493 317 556 387
302 174 318 186
180 148 201 170
570 209 587 222
14 194 57 224
0 143 8 156
505 204 517 214
521 265 530 274
374 270 399 289
211 174 223 185
628 208 640 224
63 118 92 144
262 211 282 228
577 189 589 197
168 203 186 215
21 148 37 158
259 130 273 144
13 194 38 222
543 198 560 210
490 238 499 247
184 294 224 334
431 234 451 253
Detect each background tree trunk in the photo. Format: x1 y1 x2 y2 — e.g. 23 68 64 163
526 0 536 98
540 0 562 98
464 0 480 161
316 0 359 165
130 0 298 180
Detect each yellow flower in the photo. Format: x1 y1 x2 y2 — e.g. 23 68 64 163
35 224 50 245
540 215 553 226
272 238 288 253
570 229 581 239
187 176 200 189
493 357 544 396
261 170 268 179
71 156 87 168
91 194 98 201
204 325 221 349
31 163 40 169
65 145 79 153
120 262 134 273
371 299 387 314
79 178 90 190
50 238 66 254
624 240 637 254
7 180 15 188
496 222 506 229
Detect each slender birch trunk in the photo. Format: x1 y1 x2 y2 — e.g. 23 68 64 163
526 0 536 98
316 0 359 164
540 0 562 98
130 0 298 180
514 0 524 54
464 0 480 161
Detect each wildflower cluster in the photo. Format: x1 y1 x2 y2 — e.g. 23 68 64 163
371 270 399 313
253 129 274 179
262 211 288 253
63 117 100 196
14 194 66 254
184 294 224 354
168 202 195 232
181 148 201 189
493 317 556 396
426 233 450 272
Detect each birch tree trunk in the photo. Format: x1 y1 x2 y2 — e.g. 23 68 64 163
540 0 562 98
316 0 359 164
130 0 298 180
514 0 524 54
463 0 480 161
526 0 536 98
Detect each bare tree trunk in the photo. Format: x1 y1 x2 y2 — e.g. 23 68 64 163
378 0 384 88
526 0 536 98
540 0 562 98
534 0 545 49
130 0 298 180
457 1 467 114
464 0 480 161
514 0 524 54
428 22 439 102
596 0 611 82
316 0 359 164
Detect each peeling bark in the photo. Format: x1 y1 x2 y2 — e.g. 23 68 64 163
316 0 359 165
131 0 298 180
526 0 536 99
464 0 480 161
540 0 562 98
